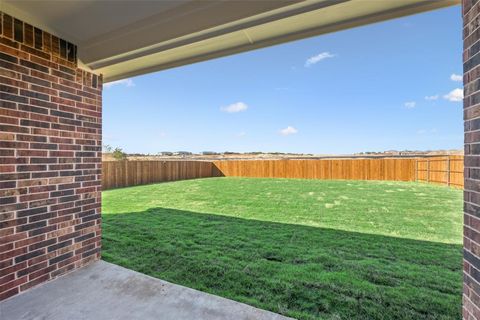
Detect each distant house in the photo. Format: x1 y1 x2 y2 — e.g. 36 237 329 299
202 151 219 155
176 151 192 156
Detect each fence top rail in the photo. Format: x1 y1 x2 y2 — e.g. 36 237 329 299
103 160 214 163
417 159 461 162
103 155 462 163
213 155 461 161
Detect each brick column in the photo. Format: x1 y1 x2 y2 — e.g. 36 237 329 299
464 0 480 318
0 13 102 300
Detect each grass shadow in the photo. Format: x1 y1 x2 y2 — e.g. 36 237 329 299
102 207 462 320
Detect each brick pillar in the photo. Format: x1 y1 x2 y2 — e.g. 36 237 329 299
465 0 480 318
0 13 102 300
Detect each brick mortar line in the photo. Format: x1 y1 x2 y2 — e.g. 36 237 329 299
464 268 480 290
465 39 480 63
465 27 480 49
464 13 480 35
463 103 480 112
464 225 480 241
463 115 480 122
464 232 480 249
0 103 101 121
463 62 480 77
463 291 480 316
466 257 480 278
1 64 98 91
464 3 480 22
1 127 102 140
463 211 480 224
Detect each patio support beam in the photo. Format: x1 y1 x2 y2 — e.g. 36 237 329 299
0 12 102 301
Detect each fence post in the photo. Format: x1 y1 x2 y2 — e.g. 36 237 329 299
415 159 418 182
329 160 333 180
125 160 129 188
447 156 451 187
426 158 430 183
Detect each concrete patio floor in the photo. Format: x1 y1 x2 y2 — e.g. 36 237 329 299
0 261 292 320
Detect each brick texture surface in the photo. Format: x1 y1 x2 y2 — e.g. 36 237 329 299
0 12 102 301
465 1 480 319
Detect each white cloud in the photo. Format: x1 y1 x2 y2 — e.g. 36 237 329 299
236 132 246 137
279 126 298 136
220 102 248 113
425 95 439 101
103 78 135 88
305 52 335 67
404 101 416 109
443 88 464 102
450 74 462 82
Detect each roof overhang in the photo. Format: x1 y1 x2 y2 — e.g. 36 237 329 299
1 0 460 82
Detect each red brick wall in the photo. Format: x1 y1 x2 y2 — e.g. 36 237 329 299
464 0 480 319
0 12 102 301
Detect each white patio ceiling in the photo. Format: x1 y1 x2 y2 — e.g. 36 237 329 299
1 0 459 82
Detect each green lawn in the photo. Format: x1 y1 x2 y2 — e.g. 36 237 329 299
102 177 463 320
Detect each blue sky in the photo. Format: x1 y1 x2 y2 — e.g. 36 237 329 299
103 6 463 155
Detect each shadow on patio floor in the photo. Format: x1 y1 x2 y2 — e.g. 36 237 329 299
102 207 462 320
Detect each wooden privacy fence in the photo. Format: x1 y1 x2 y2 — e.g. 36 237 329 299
102 160 216 190
416 155 463 188
214 156 464 188
212 158 417 181
102 156 464 190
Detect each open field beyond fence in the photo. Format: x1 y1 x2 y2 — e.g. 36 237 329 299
102 156 464 190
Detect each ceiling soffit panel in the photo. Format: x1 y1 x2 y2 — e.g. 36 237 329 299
1 0 459 81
